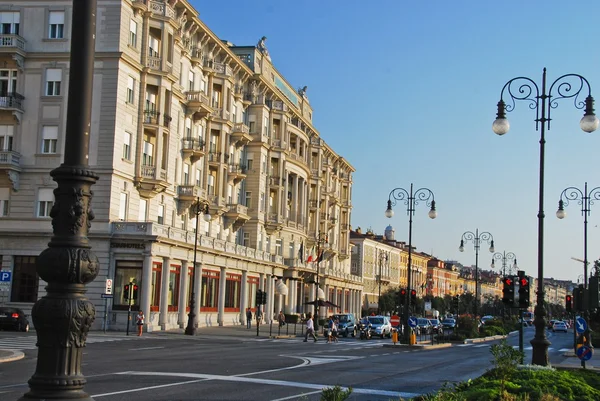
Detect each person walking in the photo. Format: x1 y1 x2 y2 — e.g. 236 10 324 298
135 310 145 336
327 316 334 343
303 312 317 342
246 308 252 329
278 311 286 328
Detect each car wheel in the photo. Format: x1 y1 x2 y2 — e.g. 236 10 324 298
351 329 356 337
21 323 29 332
343 329 348 338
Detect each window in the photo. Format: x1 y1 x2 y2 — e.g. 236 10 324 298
244 191 251 208
121 132 132 161
232 104 237 123
151 262 162 311
157 204 164 224
45 68 62 96
48 11 64 39
113 260 142 310
201 270 219 311
179 62 184 86
0 125 13 151
37 188 54 217
289 241 294 258
118 192 127 220
247 276 259 308
185 118 192 138
262 155 267 171
183 163 190 185
275 239 282 256
10 256 38 302
168 265 180 311
188 70 194 92
0 69 17 95
142 140 154 165
260 192 265 212
41 126 58 154
138 198 147 221
195 168 201 187
0 12 19 35
0 187 9 217
224 273 241 311
257 230 263 251
207 174 215 195
263 116 269 136
243 232 250 247
129 19 137 47
148 36 159 57
247 159 253 170
126 76 135 104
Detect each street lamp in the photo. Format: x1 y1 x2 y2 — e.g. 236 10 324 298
313 232 328 333
492 68 598 366
185 198 211 335
491 251 517 277
459 230 494 316
556 182 600 355
377 249 388 315
385 183 436 342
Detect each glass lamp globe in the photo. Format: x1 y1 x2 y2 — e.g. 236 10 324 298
489 245 495 253
492 118 510 135
203 211 212 222
580 114 599 133
385 208 394 218
459 245 464 252
428 209 437 219
317 288 325 300
556 208 566 219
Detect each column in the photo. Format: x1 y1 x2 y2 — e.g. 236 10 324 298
293 174 299 222
266 273 273 323
178 260 189 326
359 290 364 315
240 270 248 326
140 253 152 322
159 257 171 327
290 279 298 314
341 288 346 313
323 284 329 320
217 266 226 326
274 278 282 319
193 262 202 327
284 278 292 314
309 283 316 316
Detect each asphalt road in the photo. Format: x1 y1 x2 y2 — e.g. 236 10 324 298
0 326 581 401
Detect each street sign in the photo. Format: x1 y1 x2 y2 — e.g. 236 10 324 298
101 294 113 299
576 345 593 361
0 271 11 282
408 316 417 328
390 315 400 327
105 279 113 295
424 301 431 311
575 316 587 334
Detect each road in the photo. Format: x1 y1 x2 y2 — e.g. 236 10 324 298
0 326 581 401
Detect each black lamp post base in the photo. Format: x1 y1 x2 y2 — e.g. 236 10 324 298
531 305 550 366
184 325 197 336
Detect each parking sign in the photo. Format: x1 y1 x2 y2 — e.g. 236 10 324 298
105 279 113 295
0 271 11 282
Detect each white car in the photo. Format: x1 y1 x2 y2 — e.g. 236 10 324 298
552 321 568 333
367 316 392 338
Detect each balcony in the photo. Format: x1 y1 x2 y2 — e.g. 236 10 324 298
265 213 284 235
209 107 230 122
143 109 160 126
131 0 147 13
176 185 207 215
204 60 233 78
230 123 251 147
266 99 288 112
190 47 203 67
227 163 247 184
224 203 250 232
0 92 24 123
186 91 212 119
270 138 287 150
269 176 284 188
147 0 176 19
0 150 21 190
308 199 319 210
146 55 163 71
339 248 350 260
0 34 26 56
233 84 244 101
136 164 168 198
207 152 221 167
208 194 227 217
181 138 205 163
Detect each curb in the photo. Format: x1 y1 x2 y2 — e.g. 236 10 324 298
382 342 452 350
463 334 507 344
0 350 25 363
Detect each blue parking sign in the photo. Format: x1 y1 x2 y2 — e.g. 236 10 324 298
0 271 11 282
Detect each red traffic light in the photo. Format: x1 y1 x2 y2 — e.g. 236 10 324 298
520 278 529 287
566 295 572 301
400 289 407 295
504 278 513 286
410 289 416 296
133 285 139 291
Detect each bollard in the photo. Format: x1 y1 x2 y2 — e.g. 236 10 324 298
392 329 398 344
410 330 417 345
269 321 273 337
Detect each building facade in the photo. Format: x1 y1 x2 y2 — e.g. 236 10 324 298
0 0 359 331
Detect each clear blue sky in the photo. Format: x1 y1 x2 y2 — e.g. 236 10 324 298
193 0 600 283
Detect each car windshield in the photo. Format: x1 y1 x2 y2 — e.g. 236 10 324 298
417 318 429 325
368 317 384 324
442 319 455 324
430 319 439 325
335 315 348 322
554 322 565 326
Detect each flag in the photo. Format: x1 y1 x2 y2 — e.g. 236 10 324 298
316 249 324 263
306 246 315 263
298 241 304 261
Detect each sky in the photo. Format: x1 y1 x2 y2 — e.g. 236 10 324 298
192 0 600 283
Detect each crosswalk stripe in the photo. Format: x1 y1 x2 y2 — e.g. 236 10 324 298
0 334 140 350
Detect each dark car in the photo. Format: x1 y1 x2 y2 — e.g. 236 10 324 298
441 318 457 330
325 313 357 337
416 318 432 335
0 307 30 332
428 318 441 333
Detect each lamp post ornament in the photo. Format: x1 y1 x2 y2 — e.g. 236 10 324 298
493 68 598 366
459 230 495 317
491 251 517 277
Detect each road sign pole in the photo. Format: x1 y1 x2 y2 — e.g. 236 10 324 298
103 297 107 334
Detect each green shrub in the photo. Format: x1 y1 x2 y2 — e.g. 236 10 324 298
320 385 352 401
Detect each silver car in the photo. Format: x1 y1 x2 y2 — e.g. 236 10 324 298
367 316 392 338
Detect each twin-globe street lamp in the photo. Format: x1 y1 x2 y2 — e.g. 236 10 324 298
556 182 600 354
491 251 517 277
185 198 211 335
459 230 495 316
492 68 599 366
385 184 437 342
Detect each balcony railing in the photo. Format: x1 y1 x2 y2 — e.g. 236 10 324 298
141 165 167 180
146 56 162 70
148 0 176 19
232 122 249 134
0 92 24 110
269 176 283 186
143 109 160 125
0 150 20 167
207 152 221 163
182 138 205 152
0 34 26 51
228 163 247 174
177 185 205 198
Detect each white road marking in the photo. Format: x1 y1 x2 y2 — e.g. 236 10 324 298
129 346 165 351
474 344 489 348
270 390 323 401
559 348 572 352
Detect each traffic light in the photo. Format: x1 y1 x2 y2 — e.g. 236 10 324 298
123 284 130 300
398 288 407 305
502 276 515 306
565 295 573 312
410 289 417 304
589 276 600 309
261 291 267 305
518 273 530 308
255 289 263 306
132 284 139 300
574 285 586 311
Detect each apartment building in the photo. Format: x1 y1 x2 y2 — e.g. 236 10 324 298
0 0 358 331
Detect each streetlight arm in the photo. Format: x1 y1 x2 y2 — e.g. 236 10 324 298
497 76 541 130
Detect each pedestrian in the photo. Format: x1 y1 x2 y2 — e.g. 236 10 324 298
278 311 286 328
303 312 317 342
246 308 252 329
135 310 144 336
327 316 334 343
333 318 339 343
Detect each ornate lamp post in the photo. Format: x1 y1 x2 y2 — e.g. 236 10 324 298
492 68 599 365
491 251 517 277
185 198 211 335
385 183 437 342
377 249 388 315
313 232 328 333
21 1 99 400
556 182 600 358
459 230 495 316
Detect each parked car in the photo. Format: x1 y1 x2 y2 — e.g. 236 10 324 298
416 318 432 335
428 318 441 333
367 316 392 338
0 307 30 332
331 313 357 337
552 321 568 333
441 318 457 330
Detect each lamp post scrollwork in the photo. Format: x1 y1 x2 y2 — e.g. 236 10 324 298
492 68 598 366
491 251 517 277
459 230 494 317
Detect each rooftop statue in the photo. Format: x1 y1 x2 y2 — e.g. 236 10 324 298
257 36 271 61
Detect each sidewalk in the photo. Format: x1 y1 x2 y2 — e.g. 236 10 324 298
0 349 24 363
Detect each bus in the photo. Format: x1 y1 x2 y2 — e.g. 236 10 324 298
522 311 534 325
